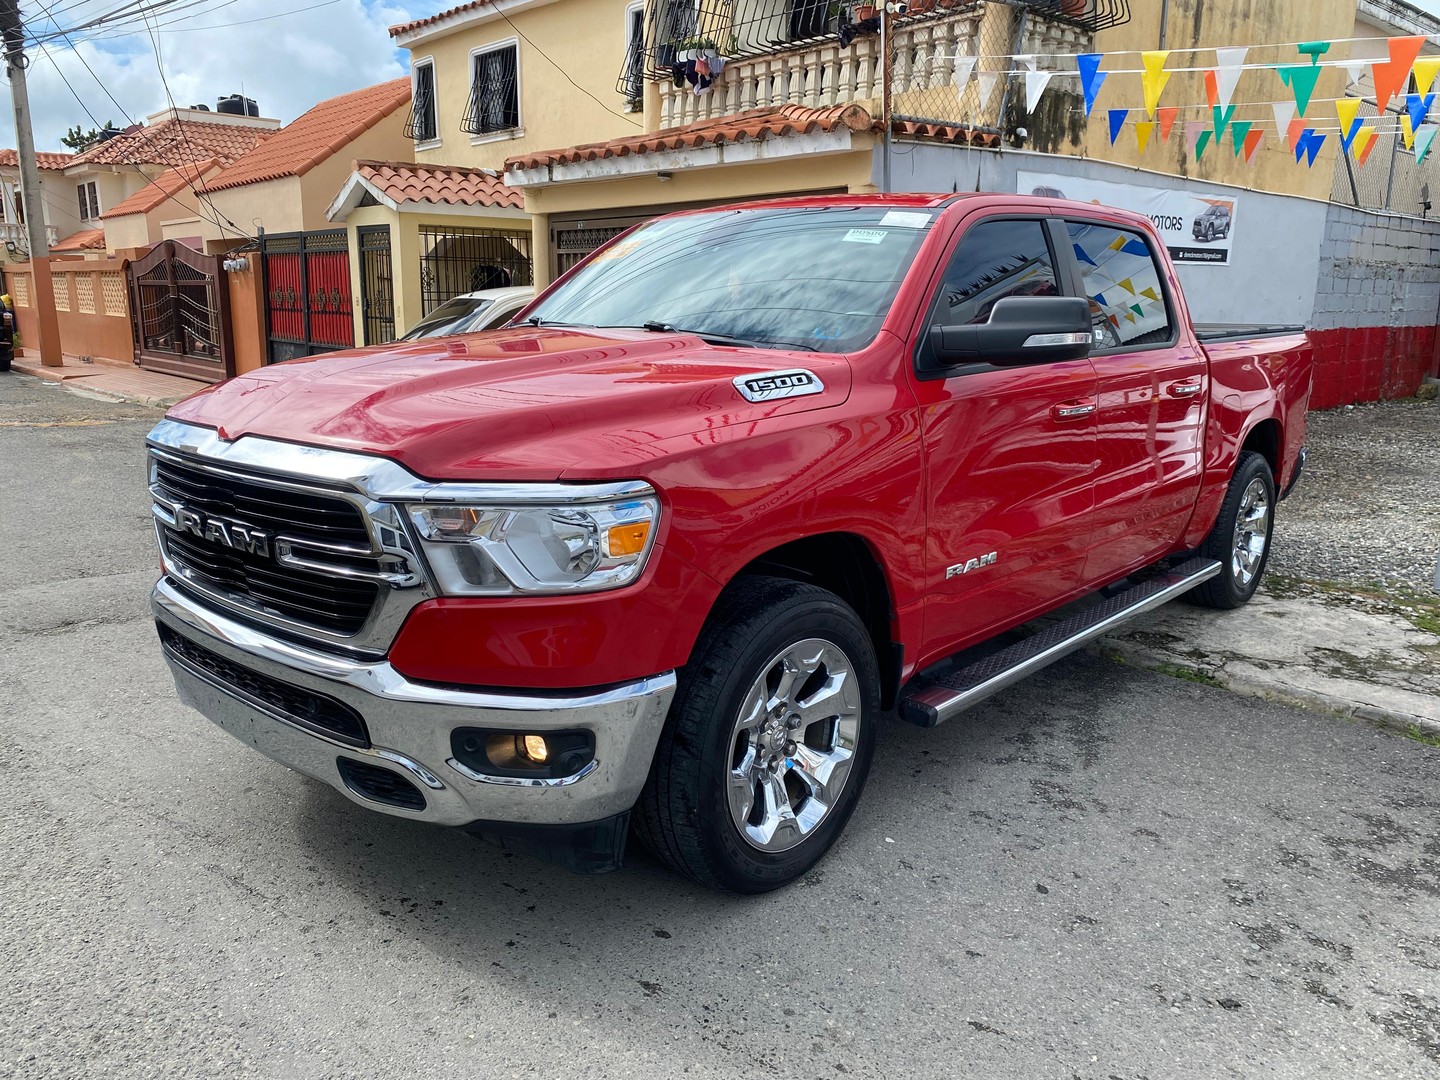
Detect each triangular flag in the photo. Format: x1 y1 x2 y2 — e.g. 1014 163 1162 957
1337 97 1364 151
1077 53 1107 117
1415 57 1440 97
1294 128 1311 162
1243 129 1263 163
1130 304 1146 318
1196 129 1213 161
1402 112 1417 151
1341 60 1368 88
1373 36 1426 114
1025 70 1055 114
1185 120 1205 150
976 70 1000 108
1140 287 1160 302
1015 54 1038 72
1075 245 1099 267
1125 313 1136 325
1270 101 1296 142
1304 131 1327 167
1406 92 1435 134
1135 120 1155 153
1108 108 1129 145
1204 70 1220 108
953 54 977 100
1117 277 1137 294
1297 41 1331 63
1287 117 1307 151
1354 127 1379 167
1157 107 1179 142
1141 51 1172 118
1212 104 1236 138
1277 65 1323 117
1230 120 1253 155
1092 291 1108 306
1416 123 1439 164
1214 47 1247 107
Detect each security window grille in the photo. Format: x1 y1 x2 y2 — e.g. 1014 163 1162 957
623 6 646 106
406 63 438 142
462 44 520 136
77 181 100 221
419 224 533 315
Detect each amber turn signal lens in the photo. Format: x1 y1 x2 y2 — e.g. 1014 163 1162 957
606 522 651 557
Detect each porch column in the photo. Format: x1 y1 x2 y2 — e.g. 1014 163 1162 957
530 212 551 290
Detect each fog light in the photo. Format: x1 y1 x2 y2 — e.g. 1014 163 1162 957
518 734 549 763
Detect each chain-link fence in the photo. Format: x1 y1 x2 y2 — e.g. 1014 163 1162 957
1329 94 1435 217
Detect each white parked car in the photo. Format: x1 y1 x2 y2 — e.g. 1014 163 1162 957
398 286 535 340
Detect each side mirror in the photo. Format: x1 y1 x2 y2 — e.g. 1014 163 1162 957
929 295 1093 367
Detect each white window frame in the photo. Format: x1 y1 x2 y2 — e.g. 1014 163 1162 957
411 55 441 151
78 180 100 221
468 37 523 146
623 1 645 113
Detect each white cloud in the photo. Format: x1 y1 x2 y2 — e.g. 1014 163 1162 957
7 0 433 152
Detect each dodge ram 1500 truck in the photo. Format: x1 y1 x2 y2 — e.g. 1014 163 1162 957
147 194 1311 893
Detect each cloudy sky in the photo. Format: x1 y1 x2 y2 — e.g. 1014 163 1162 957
9 0 1440 153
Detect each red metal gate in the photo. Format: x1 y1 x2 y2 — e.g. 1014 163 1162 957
260 229 354 364
126 240 234 383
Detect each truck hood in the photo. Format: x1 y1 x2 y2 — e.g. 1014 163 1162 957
167 327 852 481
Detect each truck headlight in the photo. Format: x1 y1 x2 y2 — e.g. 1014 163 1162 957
406 494 659 595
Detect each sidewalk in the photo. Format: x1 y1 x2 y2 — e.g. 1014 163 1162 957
12 352 201 408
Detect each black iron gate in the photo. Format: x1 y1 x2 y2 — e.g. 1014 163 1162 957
259 229 354 364
126 239 233 383
418 224 532 315
358 225 394 345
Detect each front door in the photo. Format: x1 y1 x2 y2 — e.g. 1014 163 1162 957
1062 218 1208 585
909 215 1100 660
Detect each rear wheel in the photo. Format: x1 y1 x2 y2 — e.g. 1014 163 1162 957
635 577 879 893
1189 451 1275 609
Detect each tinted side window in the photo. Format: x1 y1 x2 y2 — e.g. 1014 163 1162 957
1064 221 1175 350
933 219 1059 327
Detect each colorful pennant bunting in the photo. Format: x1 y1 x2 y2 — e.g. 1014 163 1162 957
1416 123 1439 164
1402 112 1418 151
1185 121 1205 151
953 54 977 102
1213 104 1236 138
1277 65 1323 117
1336 97 1364 152
1287 117 1307 151
1372 36 1427 114
1135 120 1155 153
1157 107 1179 143
1270 101 1296 143
1230 121 1254 155
1076 53 1106 117
1141 51 1172 118
1108 108 1129 145
1406 92 1435 133
1304 132 1326 167
976 71 1000 109
1243 129 1264 163
1195 130 1213 161
1355 127 1380 167
1297 41 1331 63
1213 46 1248 108
1025 70 1055 113
1415 57 1440 98
1341 60 1368 88
1203 69 1219 108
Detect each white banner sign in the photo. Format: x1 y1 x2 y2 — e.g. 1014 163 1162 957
1018 171 1239 266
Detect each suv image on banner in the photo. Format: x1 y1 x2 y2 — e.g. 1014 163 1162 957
1193 204 1232 242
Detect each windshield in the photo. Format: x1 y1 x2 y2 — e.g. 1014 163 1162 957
524 206 935 352
401 297 494 340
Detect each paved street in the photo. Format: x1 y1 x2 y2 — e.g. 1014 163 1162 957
3 372 1439 1079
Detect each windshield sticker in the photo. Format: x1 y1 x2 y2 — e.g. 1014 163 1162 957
879 211 931 229
843 229 887 245
588 237 643 264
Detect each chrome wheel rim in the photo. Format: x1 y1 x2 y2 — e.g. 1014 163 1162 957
1231 477 1271 590
726 638 861 853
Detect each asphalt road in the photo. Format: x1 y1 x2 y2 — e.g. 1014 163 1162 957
3 372 1439 1079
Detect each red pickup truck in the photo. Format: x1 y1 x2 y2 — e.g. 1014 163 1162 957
148 194 1311 892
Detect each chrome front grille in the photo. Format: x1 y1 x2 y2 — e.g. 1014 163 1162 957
148 439 430 653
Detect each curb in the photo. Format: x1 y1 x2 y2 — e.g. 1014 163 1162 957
1094 637 1440 741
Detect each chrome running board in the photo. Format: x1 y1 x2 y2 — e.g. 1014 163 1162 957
899 557 1223 727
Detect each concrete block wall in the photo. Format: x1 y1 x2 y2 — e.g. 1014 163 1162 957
1307 205 1440 409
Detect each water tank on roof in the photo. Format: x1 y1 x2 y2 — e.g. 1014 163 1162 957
189 103 211 111
216 95 260 117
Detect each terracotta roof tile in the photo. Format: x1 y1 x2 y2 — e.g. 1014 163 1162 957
0 148 73 170
389 1 490 37
504 104 876 171
100 159 219 219
503 104 1001 175
206 80 411 192
67 119 271 168
355 159 524 209
52 227 106 252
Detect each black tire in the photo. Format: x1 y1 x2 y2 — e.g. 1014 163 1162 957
635 576 879 893
0 349 11 373
1188 451 1276 609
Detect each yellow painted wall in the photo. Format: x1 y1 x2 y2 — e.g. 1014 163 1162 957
404 0 639 173
1057 0 1357 200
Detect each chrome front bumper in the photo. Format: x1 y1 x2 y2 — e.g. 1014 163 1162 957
152 576 676 828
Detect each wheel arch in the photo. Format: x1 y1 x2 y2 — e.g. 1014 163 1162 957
1240 417 1283 481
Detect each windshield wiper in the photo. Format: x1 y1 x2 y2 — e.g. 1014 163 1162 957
522 316 595 329
629 321 817 352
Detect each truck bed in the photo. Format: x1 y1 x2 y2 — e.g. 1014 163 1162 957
1193 323 1307 344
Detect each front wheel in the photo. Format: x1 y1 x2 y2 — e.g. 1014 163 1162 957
635 577 879 893
1188 451 1276 609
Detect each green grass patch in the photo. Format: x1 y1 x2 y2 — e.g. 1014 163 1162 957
1153 662 1224 688
1404 724 1440 748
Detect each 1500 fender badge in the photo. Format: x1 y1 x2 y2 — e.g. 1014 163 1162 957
946 552 998 579
733 369 825 403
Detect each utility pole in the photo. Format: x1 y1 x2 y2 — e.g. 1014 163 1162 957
1 0 62 366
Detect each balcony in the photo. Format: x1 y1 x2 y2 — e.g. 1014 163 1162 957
641 1 1108 130
0 222 61 254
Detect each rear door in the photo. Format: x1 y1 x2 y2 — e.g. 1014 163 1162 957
1061 218 1207 585
909 214 1100 658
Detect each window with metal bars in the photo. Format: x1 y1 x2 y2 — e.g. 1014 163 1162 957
461 43 520 137
77 181 100 221
405 61 438 143
623 4 646 108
